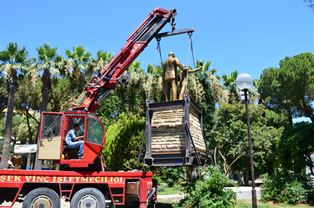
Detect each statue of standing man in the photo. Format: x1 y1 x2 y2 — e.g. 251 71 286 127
163 52 185 101
178 62 202 100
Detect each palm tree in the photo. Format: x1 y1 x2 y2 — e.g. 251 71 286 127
222 70 239 104
0 65 7 112
82 50 112 80
32 44 60 170
0 43 28 169
96 50 113 65
36 44 58 111
88 50 113 77
65 46 91 94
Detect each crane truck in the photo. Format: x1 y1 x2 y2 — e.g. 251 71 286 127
0 8 182 208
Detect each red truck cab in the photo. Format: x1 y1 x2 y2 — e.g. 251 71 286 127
38 111 105 169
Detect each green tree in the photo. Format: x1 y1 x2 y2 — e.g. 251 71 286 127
188 61 218 143
33 44 62 170
178 166 236 208
15 61 41 112
97 61 147 126
259 53 314 124
210 102 284 183
278 122 314 175
0 70 7 113
65 46 91 94
84 50 113 80
144 64 163 102
102 113 145 170
96 50 113 66
50 77 72 111
120 61 146 114
222 70 239 104
14 70 41 139
36 44 59 111
0 43 28 169
83 50 113 87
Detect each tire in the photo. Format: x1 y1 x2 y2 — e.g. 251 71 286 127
22 187 60 208
70 187 106 208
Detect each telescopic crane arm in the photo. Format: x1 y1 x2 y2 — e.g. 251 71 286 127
72 8 177 112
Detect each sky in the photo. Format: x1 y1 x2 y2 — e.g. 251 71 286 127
1 0 314 79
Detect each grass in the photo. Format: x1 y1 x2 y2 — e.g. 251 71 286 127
153 200 314 208
154 203 176 208
158 183 182 195
156 184 314 207
236 200 313 208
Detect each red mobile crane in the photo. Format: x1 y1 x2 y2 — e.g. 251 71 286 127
0 8 182 208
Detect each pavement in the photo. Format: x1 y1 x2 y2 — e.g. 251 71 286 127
158 194 185 203
1 199 70 208
226 186 262 200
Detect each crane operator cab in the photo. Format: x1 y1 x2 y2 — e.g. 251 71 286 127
37 111 106 169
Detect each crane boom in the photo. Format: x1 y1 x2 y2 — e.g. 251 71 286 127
36 8 194 170
72 8 176 112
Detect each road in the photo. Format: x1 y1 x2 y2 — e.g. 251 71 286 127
1 199 69 208
1 188 261 207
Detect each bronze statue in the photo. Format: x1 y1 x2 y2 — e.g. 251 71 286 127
178 63 202 100
163 52 185 101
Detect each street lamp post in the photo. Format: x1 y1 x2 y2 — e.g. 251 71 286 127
236 73 257 208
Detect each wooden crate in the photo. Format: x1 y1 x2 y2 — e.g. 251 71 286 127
144 96 208 166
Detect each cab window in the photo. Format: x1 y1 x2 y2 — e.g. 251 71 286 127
42 114 62 139
87 115 104 145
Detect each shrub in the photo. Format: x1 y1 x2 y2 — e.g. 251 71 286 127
262 173 308 204
153 167 186 187
102 113 145 170
177 166 236 208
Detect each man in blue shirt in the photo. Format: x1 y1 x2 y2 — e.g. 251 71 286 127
65 123 84 159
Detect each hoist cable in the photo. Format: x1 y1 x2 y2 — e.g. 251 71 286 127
156 38 163 66
188 32 196 69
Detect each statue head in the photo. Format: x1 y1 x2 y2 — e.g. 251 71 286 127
168 52 175 58
198 60 204 67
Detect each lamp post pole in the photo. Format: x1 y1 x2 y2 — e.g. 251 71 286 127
243 89 257 208
236 73 257 208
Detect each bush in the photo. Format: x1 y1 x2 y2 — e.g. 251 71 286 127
262 173 308 204
153 167 186 187
177 166 236 208
102 113 145 170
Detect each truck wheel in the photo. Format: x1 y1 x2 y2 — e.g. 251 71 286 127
22 187 60 208
70 188 106 208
